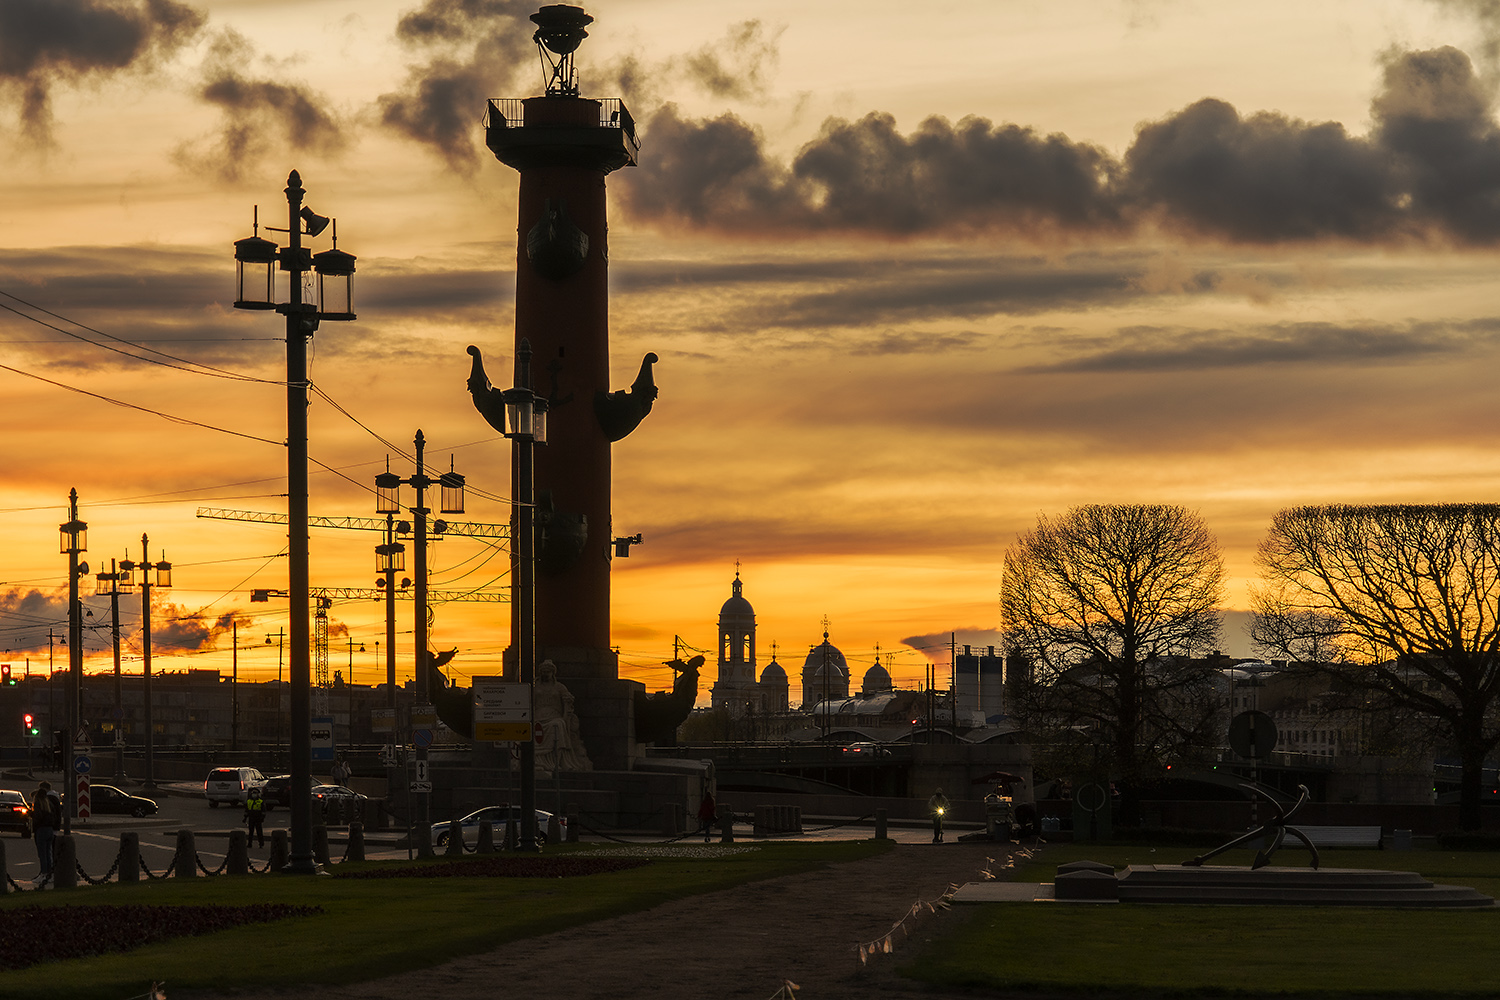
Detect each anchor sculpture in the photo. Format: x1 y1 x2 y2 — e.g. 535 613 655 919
1182 783 1319 870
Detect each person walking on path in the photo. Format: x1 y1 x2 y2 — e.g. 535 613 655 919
697 792 716 842
31 780 61 878
927 787 950 843
244 785 267 847
331 757 350 786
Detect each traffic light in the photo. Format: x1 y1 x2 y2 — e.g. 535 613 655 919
21 713 35 737
1 664 10 685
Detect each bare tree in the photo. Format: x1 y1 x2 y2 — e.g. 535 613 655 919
1253 504 1500 831
1001 504 1225 822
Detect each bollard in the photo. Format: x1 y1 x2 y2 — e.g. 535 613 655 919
226 829 250 875
118 832 140 882
347 821 365 863
270 829 290 872
547 815 561 844
477 820 495 854
875 808 888 841
566 807 579 844
445 821 464 856
54 834 78 890
0 838 7 893
416 822 434 858
504 816 518 851
174 830 197 878
720 807 734 844
662 801 684 836
313 825 330 865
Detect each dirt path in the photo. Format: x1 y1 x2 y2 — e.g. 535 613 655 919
186 840 1006 1000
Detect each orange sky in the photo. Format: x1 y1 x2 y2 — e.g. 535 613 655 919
5 0 1500 703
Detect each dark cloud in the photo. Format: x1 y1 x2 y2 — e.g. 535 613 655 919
376 0 534 174
1019 318 1500 374
176 29 348 182
900 630 1007 660
618 106 1122 237
0 588 70 655
681 20 781 100
1124 98 1402 242
619 46 1500 247
153 607 235 651
0 0 204 144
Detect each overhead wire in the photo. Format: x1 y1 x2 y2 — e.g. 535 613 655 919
0 287 283 384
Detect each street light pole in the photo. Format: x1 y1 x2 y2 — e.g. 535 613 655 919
120 535 169 789
59 489 87 833
235 169 357 876
94 559 131 778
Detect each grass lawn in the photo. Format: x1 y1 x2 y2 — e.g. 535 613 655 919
903 841 1500 997
0 840 888 1000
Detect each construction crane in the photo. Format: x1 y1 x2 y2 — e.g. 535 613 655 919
205 507 510 705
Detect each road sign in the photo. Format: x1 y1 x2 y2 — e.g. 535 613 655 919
413 728 433 749
73 755 91 775
472 677 532 742
76 774 90 821
1229 710 1278 759
371 708 395 733
75 726 89 745
411 704 437 728
311 716 335 762
410 781 433 793
410 758 431 793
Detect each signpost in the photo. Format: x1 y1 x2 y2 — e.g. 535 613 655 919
472 677 532 742
310 716 335 763
74 752 91 821
410 758 432 793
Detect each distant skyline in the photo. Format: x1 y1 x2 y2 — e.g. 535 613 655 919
4 0 1500 700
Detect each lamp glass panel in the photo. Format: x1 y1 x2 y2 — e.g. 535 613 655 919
236 260 274 306
155 564 172 588
439 472 465 515
318 272 353 316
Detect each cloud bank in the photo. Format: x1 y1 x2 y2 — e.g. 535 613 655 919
619 46 1500 247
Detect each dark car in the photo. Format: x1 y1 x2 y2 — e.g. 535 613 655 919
88 784 158 818
261 774 292 810
0 789 31 837
311 784 367 819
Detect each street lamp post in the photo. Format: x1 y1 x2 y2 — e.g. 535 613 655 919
119 535 170 789
497 338 547 851
234 170 357 875
374 434 464 852
94 560 132 778
59 490 87 832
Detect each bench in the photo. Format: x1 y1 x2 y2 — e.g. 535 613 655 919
1288 825 1383 848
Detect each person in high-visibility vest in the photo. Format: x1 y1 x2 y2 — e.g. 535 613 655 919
243 787 266 847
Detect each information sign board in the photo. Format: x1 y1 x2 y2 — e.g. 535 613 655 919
311 716 335 762
410 704 438 728
371 708 395 733
472 677 532 742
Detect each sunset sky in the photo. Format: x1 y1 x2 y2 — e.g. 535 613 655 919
4 0 1500 703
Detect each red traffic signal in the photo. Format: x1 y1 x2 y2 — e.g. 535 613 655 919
1 664 10 685
22 712 34 735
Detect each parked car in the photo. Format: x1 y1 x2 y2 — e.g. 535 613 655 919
74 784 157 818
204 767 266 807
0 789 31 837
431 805 566 847
310 784 368 819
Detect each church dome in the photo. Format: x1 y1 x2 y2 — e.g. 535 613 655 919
862 660 893 695
760 660 788 685
803 640 848 678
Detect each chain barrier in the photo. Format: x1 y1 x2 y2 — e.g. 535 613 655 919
573 816 701 845
140 845 181 881
801 813 876 832
6 869 52 892
76 851 122 886
338 835 353 863
195 851 231 876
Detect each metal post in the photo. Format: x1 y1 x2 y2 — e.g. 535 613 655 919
412 430 431 842
231 620 238 752
65 489 81 833
516 341 538 852
140 533 155 789
109 559 123 779
283 170 318 875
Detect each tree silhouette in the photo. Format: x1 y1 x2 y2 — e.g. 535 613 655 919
1001 504 1224 822
1254 503 1500 830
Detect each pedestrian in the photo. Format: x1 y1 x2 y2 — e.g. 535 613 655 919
697 791 716 842
331 757 350 786
243 785 266 848
32 780 61 878
928 786 950 844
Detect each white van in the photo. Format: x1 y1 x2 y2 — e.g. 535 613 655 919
204 767 266 807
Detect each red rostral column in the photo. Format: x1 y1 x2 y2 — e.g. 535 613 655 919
469 5 654 769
